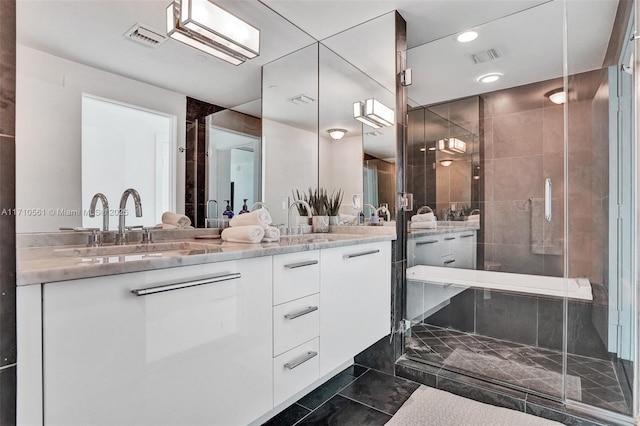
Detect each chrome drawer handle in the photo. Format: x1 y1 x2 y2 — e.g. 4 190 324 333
131 272 241 296
417 240 438 245
545 178 552 222
284 306 318 320
344 249 380 259
461 234 475 238
284 351 318 370
284 260 319 269
444 237 456 241
444 259 456 265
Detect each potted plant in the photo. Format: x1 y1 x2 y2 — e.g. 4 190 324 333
326 188 343 225
308 187 330 233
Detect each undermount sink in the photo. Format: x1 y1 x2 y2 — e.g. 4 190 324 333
53 241 223 258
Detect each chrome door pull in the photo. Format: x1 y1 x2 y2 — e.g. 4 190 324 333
344 249 380 259
461 234 475 238
131 272 241 296
284 351 318 370
444 259 456 265
444 236 456 241
284 306 318 320
284 260 318 269
544 178 552 222
417 240 439 245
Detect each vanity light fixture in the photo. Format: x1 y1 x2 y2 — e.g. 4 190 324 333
327 129 347 140
437 137 467 154
456 30 478 43
440 160 454 167
353 99 395 128
546 88 567 105
419 147 426 152
477 72 502 83
166 0 260 66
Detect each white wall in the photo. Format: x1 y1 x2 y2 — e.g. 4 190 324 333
263 119 318 225
319 134 363 215
16 45 186 232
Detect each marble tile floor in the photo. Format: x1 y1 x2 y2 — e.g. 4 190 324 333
405 323 631 416
262 365 420 426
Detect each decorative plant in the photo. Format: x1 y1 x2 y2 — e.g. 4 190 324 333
308 187 328 216
292 189 311 216
326 189 343 216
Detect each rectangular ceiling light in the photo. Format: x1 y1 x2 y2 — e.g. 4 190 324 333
166 0 260 66
353 101 382 129
437 137 467 154
364 98 394 127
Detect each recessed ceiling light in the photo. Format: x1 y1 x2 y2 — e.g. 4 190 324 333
327 129 347 140
457 31 478 43
440 160 453 167
546 88 567 104
477 72 503 84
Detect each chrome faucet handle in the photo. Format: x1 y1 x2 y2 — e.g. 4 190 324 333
141 227 154 244
86 228 101 247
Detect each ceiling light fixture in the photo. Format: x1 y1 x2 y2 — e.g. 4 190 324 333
353 99 395 128
166 0 260 66
456 31 478 43
440 160 454 167
477 72 503 83
437 137 467 154
327 129 347 140
546 88 567 105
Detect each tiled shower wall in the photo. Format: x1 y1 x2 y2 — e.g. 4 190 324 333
0 1 17 423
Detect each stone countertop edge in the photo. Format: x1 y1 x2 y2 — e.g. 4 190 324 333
17 234 396 286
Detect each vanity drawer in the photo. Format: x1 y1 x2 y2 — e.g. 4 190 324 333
273 294 320 356
273 251 320 305
273 338 319 406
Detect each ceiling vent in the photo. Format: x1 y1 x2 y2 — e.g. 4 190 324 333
471 48 501 64
124 23 167 48
287 94 315 105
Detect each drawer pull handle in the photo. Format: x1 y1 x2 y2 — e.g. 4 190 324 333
444 259 456 265
461 234 475 238
444 237 456 241
284 306 318 320
417 240 439 245
344 249 380 259
284 351 318 370
131 272 241 296
284 260 319 269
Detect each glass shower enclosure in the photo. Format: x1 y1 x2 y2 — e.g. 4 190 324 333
402 1 637 422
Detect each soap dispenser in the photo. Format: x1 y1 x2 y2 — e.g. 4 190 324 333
223 200 234 219
239 199 250 214
370 212 380 226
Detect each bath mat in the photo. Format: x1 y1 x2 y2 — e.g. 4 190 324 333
385 385 563 426
443 348 582 401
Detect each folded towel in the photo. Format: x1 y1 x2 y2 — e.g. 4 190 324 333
221 225 265 243
229 208 272 229
411 212 435 222
154 223 179 229
467 214 480 222
340 214 357 225
410 221 437 229
263 226 280 240
162 212 192 228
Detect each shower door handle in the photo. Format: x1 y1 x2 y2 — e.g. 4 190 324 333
544 178 552 222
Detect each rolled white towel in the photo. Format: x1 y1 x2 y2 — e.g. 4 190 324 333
340 214 356 225
162 212 192 228
410 221 437 229
221 225 265 243
229 208 272 229
411 212 435 222
154 223 179 230
468 214 480 222
263 226 280 241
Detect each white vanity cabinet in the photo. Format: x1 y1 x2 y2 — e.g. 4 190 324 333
42 257 273 426
319 241 391 377
409 230 477 269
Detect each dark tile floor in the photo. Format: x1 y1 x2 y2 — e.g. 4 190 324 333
262 365 420 426
405 324 631 416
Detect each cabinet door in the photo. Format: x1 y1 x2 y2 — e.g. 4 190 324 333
319 242 391 376
43 257 273 426
410 235 443 266
452 231 477 269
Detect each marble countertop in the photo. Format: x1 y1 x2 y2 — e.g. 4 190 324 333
17 230 396 286
408 221 480 238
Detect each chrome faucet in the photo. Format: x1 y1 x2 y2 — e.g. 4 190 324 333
251 201 269 211
287 200 312 234
116 188 142 245
205 199 218 228
376 205 391 222
88 193 109 232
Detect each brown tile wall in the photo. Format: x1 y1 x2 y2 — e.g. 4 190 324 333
0 0 17 423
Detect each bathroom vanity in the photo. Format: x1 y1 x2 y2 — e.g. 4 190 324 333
407 223 478 269
16 231 393 426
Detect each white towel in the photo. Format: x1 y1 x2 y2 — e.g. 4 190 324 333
162 212 192 228
263 226 280 242
468 214 480 222
221 226 265 243
340 214 357 225
411 212 435 222
410 221 437 229
229 208 272 229
154 223 179 229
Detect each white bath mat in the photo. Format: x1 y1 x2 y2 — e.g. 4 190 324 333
385 385 563 426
